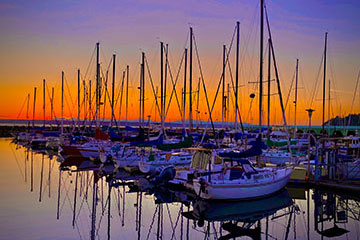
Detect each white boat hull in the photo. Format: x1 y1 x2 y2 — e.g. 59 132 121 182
193 168 293 200
80 149 100 158
139 160 191 174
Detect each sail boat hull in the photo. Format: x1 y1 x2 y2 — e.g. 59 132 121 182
193 168 293 200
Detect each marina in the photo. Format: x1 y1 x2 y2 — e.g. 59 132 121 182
1 0 360 239
2 138 360 239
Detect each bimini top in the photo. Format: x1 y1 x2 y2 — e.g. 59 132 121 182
218 135 262 159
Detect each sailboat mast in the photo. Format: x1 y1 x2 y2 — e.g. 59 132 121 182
142 52 145 127
322 32 328 135
328 79 331 133
119 71 125 120
83 80 86 127
103 70 108 122
32 87 37 128
89 80 92 130
61 71 64 134
235 21 240 129
189 27 193 129
259 0 264 134
26 93 30 128
183 48 188 124
294 59 299 137
164 43 168 124
51 87 54 124
95 42 100 126
43 79 45 128
196 77 200 128
125 65 129 125
227 83 230 123
77 69 80 129
139 57 143 127
160 42 164 131
111 54 116 126
267 38 271 133
222 45 226 128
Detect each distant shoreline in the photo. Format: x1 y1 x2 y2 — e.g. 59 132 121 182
1 118 360 129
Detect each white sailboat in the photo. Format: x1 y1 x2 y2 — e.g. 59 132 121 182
138 150 192 174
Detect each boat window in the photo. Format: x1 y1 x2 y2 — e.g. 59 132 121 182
242 163 257 173
253 175 264 180
229 167 244 180
214 155 222 164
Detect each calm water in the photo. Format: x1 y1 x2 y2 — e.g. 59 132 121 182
0 138 359 240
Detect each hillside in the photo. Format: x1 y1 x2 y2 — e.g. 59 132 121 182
325 113 360 126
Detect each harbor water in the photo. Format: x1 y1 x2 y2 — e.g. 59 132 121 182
0 138 359 240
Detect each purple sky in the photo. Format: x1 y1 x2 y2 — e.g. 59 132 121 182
1 0 359 123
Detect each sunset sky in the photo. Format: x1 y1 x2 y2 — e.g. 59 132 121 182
1 0 359 126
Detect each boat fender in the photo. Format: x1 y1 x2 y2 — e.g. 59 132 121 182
154 166 176 184
199 178 206 195
106 154 112 163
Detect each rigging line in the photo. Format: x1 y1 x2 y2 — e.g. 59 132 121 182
76 174 94 221
170 206 183 240
210 23 245 130
149 92 156 115
166 28 189 88
165 49 185 118
60 174 84 240
347 69 360 127
100 45 111 77
113 66 128 110
329 56 341 113
10 144 25 180
226 44 245 130
164 46 184 122
165 203 177 240
45 84 59 124
16 94 28 119
265 4 292 151
192 32 216 136
284 66 296 110
59 172 72 214
64 75 77 113
119 71 126 120
239 1 258 73
83 45 97 82
95 196 110 237
146 205 159 240
213 24 237 99
308 51 324 108
64 93 76 128
298 64 310 106
44 157 57 189
244 1 261 89
144 55 162 118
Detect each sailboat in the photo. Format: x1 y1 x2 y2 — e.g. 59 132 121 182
171 1 294 200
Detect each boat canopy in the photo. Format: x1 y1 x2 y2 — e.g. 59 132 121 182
110 128 145 142
157 136 193 151
270 131 287 137
191 151 211 170
130 134 164 147
266 136 297 147
219 136 263 159
42 131 60 137
125 126 139 132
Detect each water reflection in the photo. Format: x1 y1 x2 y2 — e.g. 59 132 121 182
2 139 360 240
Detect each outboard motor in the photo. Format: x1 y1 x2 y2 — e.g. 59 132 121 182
153 166 176 185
